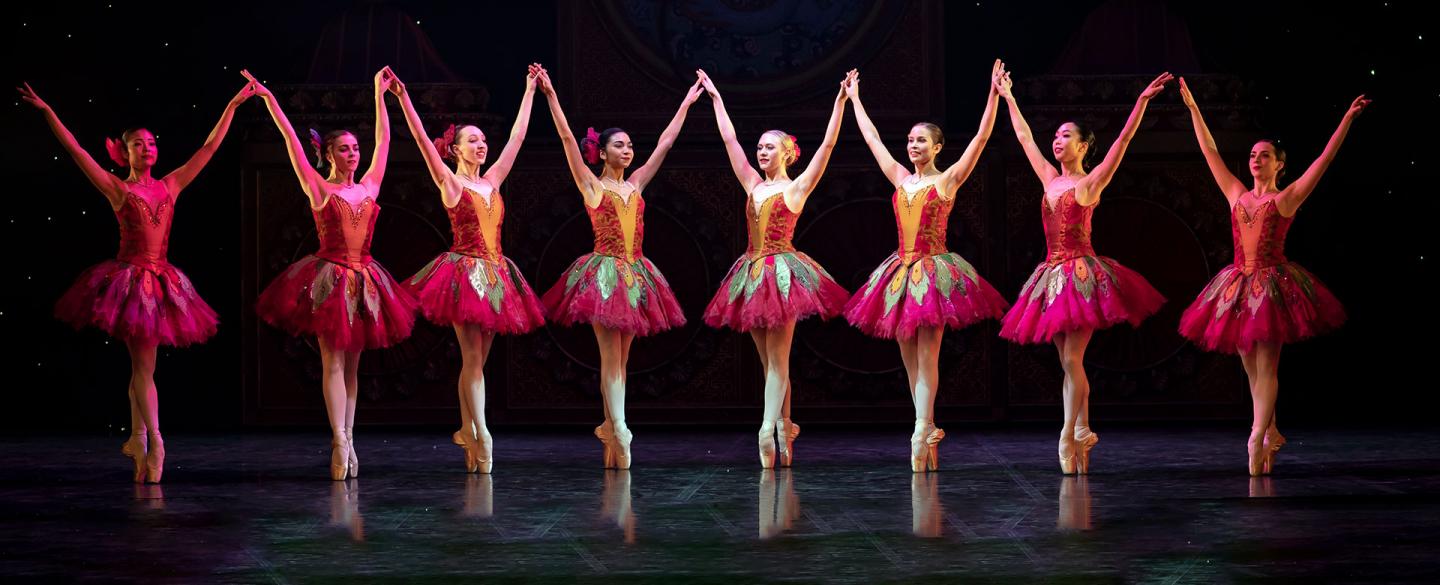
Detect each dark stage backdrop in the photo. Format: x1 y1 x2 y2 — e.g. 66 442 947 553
2 1 1428 432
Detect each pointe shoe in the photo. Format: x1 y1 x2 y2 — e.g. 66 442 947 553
122 435 148 483
925 426 946 472
778 418 800 468
346 427 359 479
145 434 165 484
452 428 467 447
474 430 494 474
910 422 946 473
331 436 352 481
1074 427 1098 474
758 424 778 469
612 424 633 470
458 430 480 473
595 423 616 469
1246 436 1266 477
1059 435 1079 475
910 434 928 473
1263 431 1286 475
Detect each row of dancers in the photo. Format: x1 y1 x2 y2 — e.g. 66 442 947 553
17 59 1367 483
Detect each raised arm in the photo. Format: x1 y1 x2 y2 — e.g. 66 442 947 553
845 69 908 187
164 81 257 196
482 64 543 189
788 74 850 202
1081 72 1172 202
389 70 462 204
697 70 763 192
1279 94 1370 214
937 60 1004 197
627 78 704 192
536 69 601 201
995 70 1059 187
1179 77 1247 205
17 82 127 208
242 70 328 205
359 67 397 193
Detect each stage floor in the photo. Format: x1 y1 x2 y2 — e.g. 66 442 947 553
2 428 1438 583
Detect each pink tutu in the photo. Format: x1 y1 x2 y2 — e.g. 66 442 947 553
1180 197 1344 354
1179 261 1344 354
542 253 686 336
999 255 1165 344
844 252 1008 340
703 251 850 332
257 255 418 352
408 252 545 334
59 183 216 346
55 259 218 347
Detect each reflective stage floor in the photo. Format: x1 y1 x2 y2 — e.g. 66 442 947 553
3 428 1438 583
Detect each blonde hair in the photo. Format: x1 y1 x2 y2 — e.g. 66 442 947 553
761 129 800 168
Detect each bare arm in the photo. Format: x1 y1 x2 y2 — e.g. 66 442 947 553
1278 94 1370 215
164 81 257 197
1080 72 1173 203
17 83 127 208
1179 77 1247 205
938 60 1004 198
628 79 704 192
994 71 1059 188
482 65 543 190
390 72 463 205
242 70 328 206
845 70 908 187
698 70 764 193
787 76 850 206
536 69 601 204
359 67 397 193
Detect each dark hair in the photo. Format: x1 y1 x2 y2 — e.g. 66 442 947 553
912 122 945 145
581 127 626 166
105 127 152 168
121 127 150 142
1255 138 1288 178
1061 120 1098 169
311 128 357 170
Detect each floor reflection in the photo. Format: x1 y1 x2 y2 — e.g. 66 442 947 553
1057 476 1092 531
758 469 799 540
911 473 943 538
463 474 494 518
600 470 636 544
329 479 364 542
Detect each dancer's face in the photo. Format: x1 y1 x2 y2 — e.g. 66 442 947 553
126 129 158 169
1248 141 1284 181
1052 123 1088 165
601 132 633 169
328 133 361 174
455 126 487 167
907 125 942 166
756 133 786 174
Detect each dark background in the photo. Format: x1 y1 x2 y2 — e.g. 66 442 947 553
1 1 1429 433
